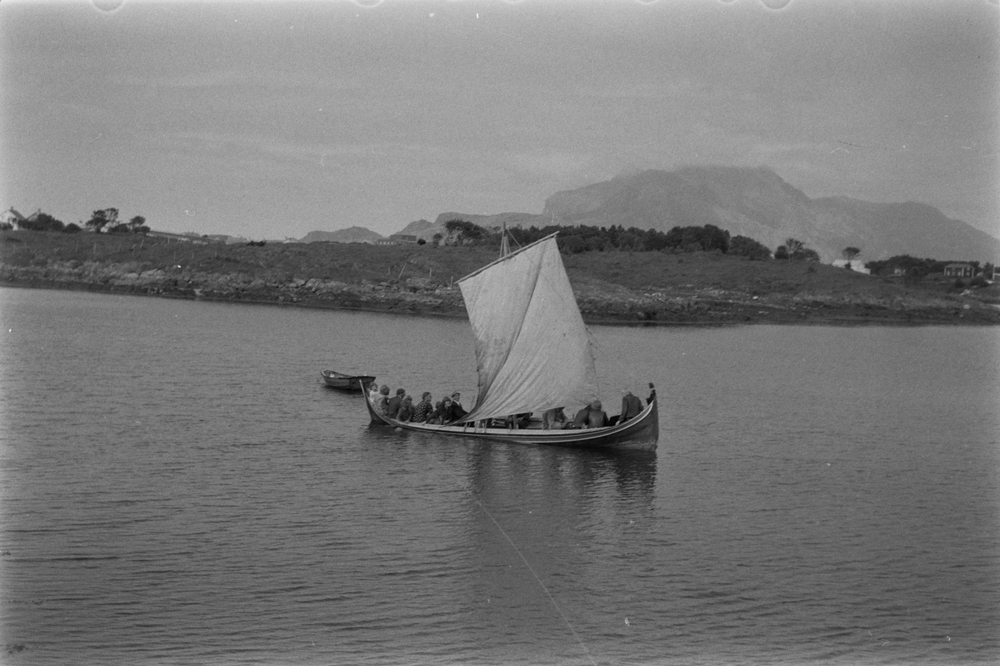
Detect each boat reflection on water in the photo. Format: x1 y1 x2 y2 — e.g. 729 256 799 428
356 425 657 659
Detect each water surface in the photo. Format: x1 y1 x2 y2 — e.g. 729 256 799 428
1 288 998 665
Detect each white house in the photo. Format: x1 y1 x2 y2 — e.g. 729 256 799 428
831 259 871 275
1 207 26 229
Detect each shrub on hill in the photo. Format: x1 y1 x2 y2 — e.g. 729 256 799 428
729 235 772 260
19 212 65 232
662 225 730 253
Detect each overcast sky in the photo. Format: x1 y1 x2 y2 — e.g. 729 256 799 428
2 0 997 240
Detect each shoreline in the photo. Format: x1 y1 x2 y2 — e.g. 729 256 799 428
4 276 997 328
3 230 998 327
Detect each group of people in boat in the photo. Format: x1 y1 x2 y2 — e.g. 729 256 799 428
535 385 651 430
368 380 655 430
368 382 468 425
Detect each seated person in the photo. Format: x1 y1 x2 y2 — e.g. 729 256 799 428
585 400 608 428
386 388 406 419
429 397 452 424
396 395 414 422
505 413 532 429
543 407 567 430
565 406 589 429
620 388 643 423
445 392 467 423
375 385 390 415
411 392 433 423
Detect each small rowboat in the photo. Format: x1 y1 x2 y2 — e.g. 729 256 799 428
321 370 375 392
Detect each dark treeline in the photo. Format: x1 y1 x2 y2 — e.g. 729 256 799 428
444 219 775 259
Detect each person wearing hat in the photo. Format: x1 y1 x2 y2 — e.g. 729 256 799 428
386 388 406 419
445 391 467 423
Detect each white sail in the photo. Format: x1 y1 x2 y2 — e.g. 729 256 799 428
457 234 599 423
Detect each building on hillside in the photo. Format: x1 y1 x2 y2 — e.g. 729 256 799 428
204 234 248 245
146 230 218 244
1 207 26 229
388 234 419 244
831 259 871 275
0 208 46 230
943 263 974 278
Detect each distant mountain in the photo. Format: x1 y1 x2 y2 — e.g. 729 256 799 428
807 197 1000 263
300 226 383 243
439 167 999 263
432 211 545 229
395 218 444 240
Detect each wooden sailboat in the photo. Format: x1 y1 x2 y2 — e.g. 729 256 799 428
363 232 658 451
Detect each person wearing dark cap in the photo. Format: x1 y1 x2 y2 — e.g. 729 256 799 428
386 388 406 419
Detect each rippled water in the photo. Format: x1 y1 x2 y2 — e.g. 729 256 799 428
1 288 998 665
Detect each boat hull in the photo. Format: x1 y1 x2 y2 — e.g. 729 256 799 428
363 390 658 451
322 371 375 392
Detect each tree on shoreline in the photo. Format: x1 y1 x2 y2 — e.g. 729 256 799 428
86 208 119 233
776 238 819 262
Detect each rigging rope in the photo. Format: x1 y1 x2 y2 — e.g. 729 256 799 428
466 489 599 666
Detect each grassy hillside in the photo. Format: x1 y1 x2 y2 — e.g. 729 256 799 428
2 230 999 325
